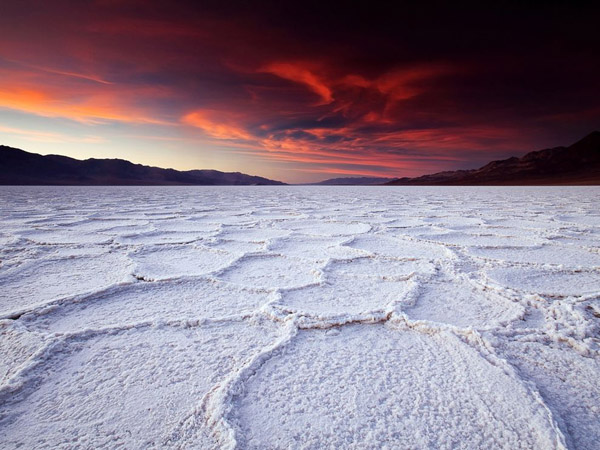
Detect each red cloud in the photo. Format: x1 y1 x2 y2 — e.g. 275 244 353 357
0 67 172 124
261 62 334 105
183 110 254 140
2 2 587 182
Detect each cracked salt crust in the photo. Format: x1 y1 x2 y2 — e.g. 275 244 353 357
0 185 598 449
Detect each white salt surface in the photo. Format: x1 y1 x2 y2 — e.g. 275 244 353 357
0 186 599 449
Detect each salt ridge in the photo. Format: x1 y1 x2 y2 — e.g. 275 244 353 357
0 186 598 449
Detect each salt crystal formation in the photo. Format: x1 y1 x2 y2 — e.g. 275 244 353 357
1 186 599 449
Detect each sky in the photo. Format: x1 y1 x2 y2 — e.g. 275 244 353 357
1 1 599 183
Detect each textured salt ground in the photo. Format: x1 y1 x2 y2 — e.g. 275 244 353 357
0 321 45 384
486 267 600 297
0 320 282 449
273 219 371 236
403 276 525 329
324 257 436 279
57 218 152 232
423 231 544 247
267 236 368 261
420 215 486 229
233 324 562 450
215 227 291 242
19 279 273 334
0 252 133 317
131 245 238 281
468 245 600 267
205 239 267 254
18 228 114 245
0 243 54 275
348 235 453 260
495 341 600 450
151 219 222 233
0 186 599 449
549 231 600 249
279 276 415 318
116 230 215 246
217 254 322 289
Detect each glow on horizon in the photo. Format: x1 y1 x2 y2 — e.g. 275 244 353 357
0 2 598 183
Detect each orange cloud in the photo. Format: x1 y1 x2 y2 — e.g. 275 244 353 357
0 87 167 124
3 58 113 85
183 110 254 140
0 125 105 143
0 69 171 125
178 79 528 179
261 62 333 105
292 166 400 178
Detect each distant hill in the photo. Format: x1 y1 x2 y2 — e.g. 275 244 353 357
387 131 600 185
0 146 286 185
315 176 396 185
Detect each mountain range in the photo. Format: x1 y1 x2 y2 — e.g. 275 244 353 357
386 131 600 185
315 176 396 185
0 146 285 185
1 131 599 186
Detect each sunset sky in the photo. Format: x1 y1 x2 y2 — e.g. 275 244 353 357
1 1 599 183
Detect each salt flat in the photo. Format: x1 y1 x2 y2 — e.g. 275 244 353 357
0 186 599 449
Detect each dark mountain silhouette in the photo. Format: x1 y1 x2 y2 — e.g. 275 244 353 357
387 131 600 185
315 176 396 185
0 146 286 185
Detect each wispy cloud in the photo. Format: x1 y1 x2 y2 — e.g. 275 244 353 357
0 1 597 181
0 125 105 143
